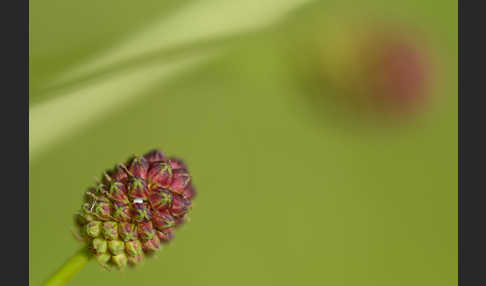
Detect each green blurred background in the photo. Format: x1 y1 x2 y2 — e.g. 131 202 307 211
29 0 457 285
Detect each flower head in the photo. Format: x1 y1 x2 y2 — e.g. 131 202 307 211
75 149 196 270
286 10 431 120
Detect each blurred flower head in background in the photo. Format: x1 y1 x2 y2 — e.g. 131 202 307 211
280 5 434 124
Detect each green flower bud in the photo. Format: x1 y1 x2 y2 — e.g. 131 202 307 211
94 201 112 220
91 238 108 254
125 240 143 257
108 240 125 255
85 221 102 237
102 221 118 240
96 253 111 268
112 254 128 269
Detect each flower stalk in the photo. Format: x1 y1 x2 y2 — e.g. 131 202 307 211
43 247 92 286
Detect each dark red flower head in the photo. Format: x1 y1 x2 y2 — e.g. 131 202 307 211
75 148 196 270
143 149 167 164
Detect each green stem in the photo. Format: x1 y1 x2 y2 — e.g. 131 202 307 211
43 247 92 286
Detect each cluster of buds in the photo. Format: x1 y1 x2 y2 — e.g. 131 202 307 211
74 149 196 270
